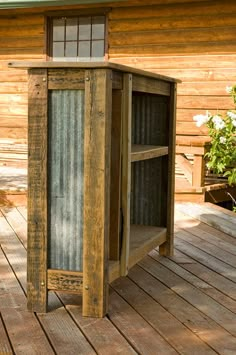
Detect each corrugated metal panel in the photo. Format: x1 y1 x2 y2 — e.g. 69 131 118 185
131 158 168 227
0 0 126 9
131 93 169 227
132 92 169 146
48 89 84 271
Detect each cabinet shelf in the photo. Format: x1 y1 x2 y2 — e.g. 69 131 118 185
109 225 167 283
129 225 167 268
131 145 168 162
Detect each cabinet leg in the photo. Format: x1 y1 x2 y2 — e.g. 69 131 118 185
159 240 174 256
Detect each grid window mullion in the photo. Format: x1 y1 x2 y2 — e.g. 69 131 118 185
51 15 105 60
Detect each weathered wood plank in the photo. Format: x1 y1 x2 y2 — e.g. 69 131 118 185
172 245 236 302
83 69 112 317
131 145 168 162
109 89 122 260
47 270 83 293
38 294 96 355
177 229 236 269
159 83 176 256
110 13 236 32
27 68 48 312
0 206 27 247
176 121 208 135
146 251 236 337
110 1 236 19
0 213 54 354
109 42 236 57
112 275 216 354
48 69 85 89
112 55 236 70
169 248 236 313
174 236 236 284
178 95 233 110
0 316 13 355
120 73 132 276
0 15 44 26
0 209 96 354
110 27 236 47
0 25 44 37
131 264 236 353
129 225 166 269
176 202 236 238
109 289 178 355
0 37 44 49
58 293 138 355
17 206 27 220
0 104 27 116
132 75 170 95
175 208 236 248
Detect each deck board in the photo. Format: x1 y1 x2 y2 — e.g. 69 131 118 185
1 203 236 354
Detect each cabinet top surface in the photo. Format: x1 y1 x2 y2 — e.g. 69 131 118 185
8 61 181 83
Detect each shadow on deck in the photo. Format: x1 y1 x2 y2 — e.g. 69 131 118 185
1 202 236 354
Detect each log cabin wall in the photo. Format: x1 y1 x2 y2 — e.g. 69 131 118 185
0 0 236 170
108 0 236 135
0 13 46 167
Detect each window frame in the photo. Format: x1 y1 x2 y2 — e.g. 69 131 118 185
46 9 109 61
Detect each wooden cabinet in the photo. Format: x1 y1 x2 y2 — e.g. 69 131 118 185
9 61 179 318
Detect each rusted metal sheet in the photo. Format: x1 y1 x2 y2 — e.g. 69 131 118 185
48 89 84 271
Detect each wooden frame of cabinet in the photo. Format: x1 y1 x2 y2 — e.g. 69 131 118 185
8 61 179 318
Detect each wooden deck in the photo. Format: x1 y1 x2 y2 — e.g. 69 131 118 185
1 203 236 354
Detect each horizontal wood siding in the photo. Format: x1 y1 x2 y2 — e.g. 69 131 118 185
108 0 236 136
0 0 236 168
0 13 45 167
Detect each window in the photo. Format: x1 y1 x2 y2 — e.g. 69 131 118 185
49 15 106 61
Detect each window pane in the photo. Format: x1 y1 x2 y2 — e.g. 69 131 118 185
79 17 91 40
92 40 104 58
65 41 77 57
79 41 90 57
53 18 65 41
66 18 78 41
53 42 64 57
92 16 105 40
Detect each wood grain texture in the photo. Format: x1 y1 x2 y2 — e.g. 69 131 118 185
159 83 176 256
135 259 236 354
175 154 193 185
109 89 122 260
109 289 178 355
1 0 236 174
0 315 13 355
83 69 112 317
58 293 137 355
0 212 54 354
112 275 215 354
129 225 167 269
192 154 205 187
131 145 168 162
2 202 236 353
27 68 48 313
132 75 170 95
47 270 83 293
48 69 85 89
120 73 132 276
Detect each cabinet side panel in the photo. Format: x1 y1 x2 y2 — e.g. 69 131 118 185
48 90 84 271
